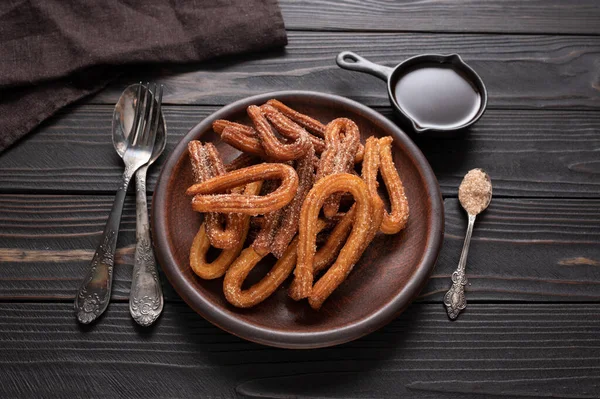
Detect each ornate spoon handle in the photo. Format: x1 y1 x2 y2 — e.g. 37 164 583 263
75 168 134 324
129 164 164 326
444 213 476 320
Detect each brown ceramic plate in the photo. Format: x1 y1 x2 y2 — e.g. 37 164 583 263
152 91 443 349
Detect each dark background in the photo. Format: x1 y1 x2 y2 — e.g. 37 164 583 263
1 1 599 397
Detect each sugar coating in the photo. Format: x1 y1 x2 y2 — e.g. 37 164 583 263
188 140 242 249
377 136 409 234
266 99 327 138
270 144 316 258
186 101 414 310
316 118 361 217
459 169 492 215
248 105 311 161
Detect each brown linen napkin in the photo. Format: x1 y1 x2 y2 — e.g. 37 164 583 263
0 0 287 152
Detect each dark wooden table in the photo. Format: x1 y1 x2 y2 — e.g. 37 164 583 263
2 1 600 398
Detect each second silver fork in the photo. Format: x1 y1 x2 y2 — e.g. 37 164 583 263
128 84 166 326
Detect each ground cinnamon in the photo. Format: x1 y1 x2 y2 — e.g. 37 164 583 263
458 169 492 215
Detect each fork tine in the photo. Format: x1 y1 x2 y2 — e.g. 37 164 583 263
133 83 151 146
129 83 144 146
141 83 156 147
147 84 163 151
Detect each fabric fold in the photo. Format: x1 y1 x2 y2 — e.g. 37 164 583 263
0 0 287 152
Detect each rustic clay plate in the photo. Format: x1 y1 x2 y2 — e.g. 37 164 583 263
152 91 443 349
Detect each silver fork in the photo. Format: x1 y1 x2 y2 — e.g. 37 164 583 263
129 84 165 327
75 84 161 324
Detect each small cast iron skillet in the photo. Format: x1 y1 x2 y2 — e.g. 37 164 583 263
337 51 487 135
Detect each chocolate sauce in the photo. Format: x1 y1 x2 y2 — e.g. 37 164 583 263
393 64 481 130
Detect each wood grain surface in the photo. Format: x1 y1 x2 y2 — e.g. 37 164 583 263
280 0 600 35
1 302 599 399
0 105 600 198
2 105 599 197
1 0 599 396
89 32 600 110
1 195 598 302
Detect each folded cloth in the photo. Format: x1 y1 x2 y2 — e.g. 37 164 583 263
0 0 287 152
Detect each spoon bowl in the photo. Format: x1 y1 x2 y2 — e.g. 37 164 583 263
458 168 492 216
113 83 167 165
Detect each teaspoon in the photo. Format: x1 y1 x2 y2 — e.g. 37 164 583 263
444 168 492 320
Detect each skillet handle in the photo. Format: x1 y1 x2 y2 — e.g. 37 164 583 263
336 51 394 81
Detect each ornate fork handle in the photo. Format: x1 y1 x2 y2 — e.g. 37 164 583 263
444 213 476 320
129 164 164 326
75 167 135 324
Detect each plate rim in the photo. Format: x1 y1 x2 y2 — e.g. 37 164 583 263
152 90 444 349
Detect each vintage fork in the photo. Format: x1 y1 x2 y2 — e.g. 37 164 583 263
129 84 165 327
75 84 160 324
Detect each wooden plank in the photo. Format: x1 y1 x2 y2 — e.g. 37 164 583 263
280 0 600 35
0 105 216 194
432 198 600 302
0 195 176 301
89 32 600 110
1 194 598 302
0 302 599 398
1 105 599 197
411 109 600 197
